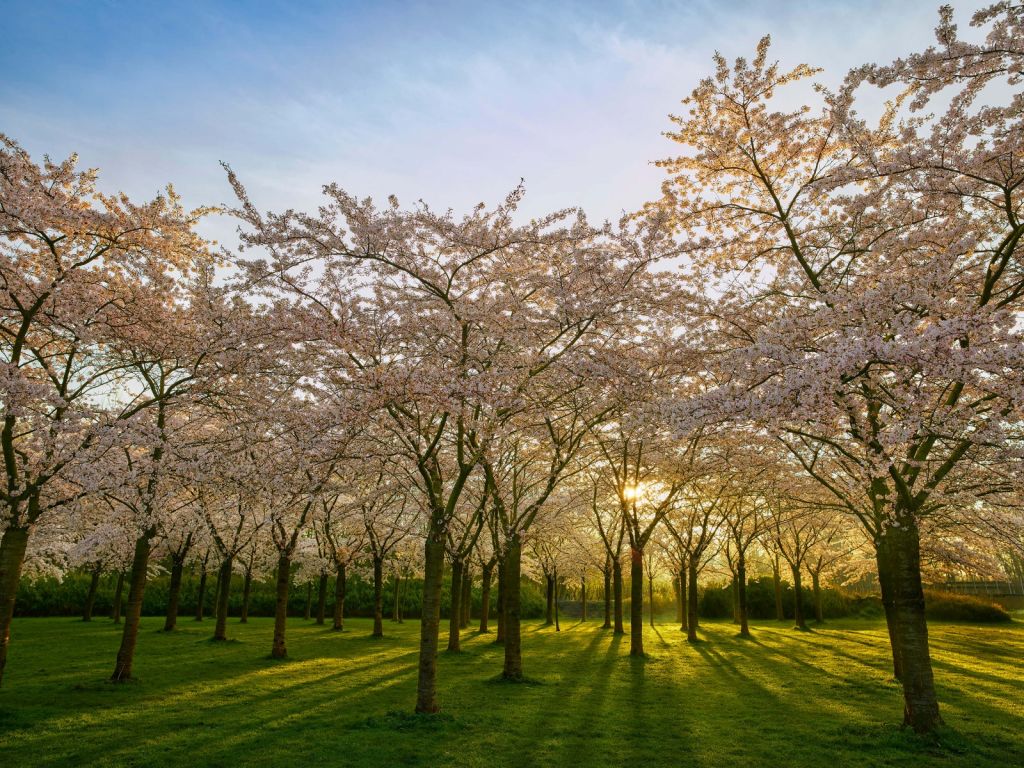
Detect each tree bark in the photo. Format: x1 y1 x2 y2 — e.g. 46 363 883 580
332 563 346 631
613 559 624 635
316 572 328 625
271 553 290 659
554 569 560 632
501 538 524 680
479 560 494 633
544 573 554 625
447 557 463 651
630 546 644 655
111 530 154 682
773 556 784 621
163 558 184 631
731 575 740 624
112 570 125 624
240 568 253 624
686 559 699 642
0 524 30 688
194 568 208 622
372 556 384 638
213 555 233 641
602 560 612 629
791 563 808 631
495 556 506 644
83 566 101 622
737 555 750 637
415 534 445 713
876 537 903 680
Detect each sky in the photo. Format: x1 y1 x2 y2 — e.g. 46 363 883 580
0 0 993 243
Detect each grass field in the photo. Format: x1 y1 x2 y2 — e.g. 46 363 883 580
0 616 1021 767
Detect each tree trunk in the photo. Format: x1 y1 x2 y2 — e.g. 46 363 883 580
447 557 463 651
791 563 807 631
613 559 624 635
678 565 687 632
737 555 750 637
648 568 655 628
240 569 253 624
164 558 184 631
602 561 612 629
0 524 30 688
629 546 644 655
554 569 560 632
495 556 506 644
414 534 445 713
731 575 740 624
316 572 328 625
544 573 554 625
460 568 471 628
479 560 494 633
883 513 942 733
502 538 524 680
581 576 587 622
271 553 290 659
112 571 125 624
686 559 699 642
194 568 208 622
672 567 682 624
332 563 346 631
877 537 903 680
812 571 823 625
111 530 154 682
213 555 233 641
773 556 784 621
83 566 101 622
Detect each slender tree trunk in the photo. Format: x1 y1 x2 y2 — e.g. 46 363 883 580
372 556 384 638
581 576 587 622
554 569 560 632
883 512 942 733
332 563 346 631
303 582 312 621
83 566 101 622
0 524 30 688
629 546 644 655
495 556 506 644
673 567 682 625
316 572 328 625
479 560 494 633
791 563 807 631
271 553 290 659
112 571 125 624
213 555 233 641
737 555 750 637
460 568 471 628
877 537 903 680
613 559 624 635
602 561 612 629
194 568 208 622
544 573 554 625
502 538 524 680
679 564 688 632
648 569 655 628
687 559 699 642
812 571 823 625
415 533 445 713
773 556 784 621
111 530 154 682
731 575 740 624
164 558 184 631
447 557 463 651
240 569 253 624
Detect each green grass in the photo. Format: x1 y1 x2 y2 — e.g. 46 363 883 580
1 616 1022 767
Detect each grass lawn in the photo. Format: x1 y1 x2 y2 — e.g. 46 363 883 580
0 615 1021 767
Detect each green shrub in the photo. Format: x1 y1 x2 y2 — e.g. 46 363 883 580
924 590 1012 623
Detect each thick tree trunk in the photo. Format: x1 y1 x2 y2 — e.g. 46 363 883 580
240 569 253 624
460 568 471 628
111 530 154 682
0 524 30 688
447 557 463 651
83 566 101 622
316 572 328 625
194 568 208 622
544 573 554 625
812 571 823 625
581 576 587 622
415 534 445 713
479 560 494 633
213 555 233 641
791 564 807 631
372 556 384 638
112 571 125 624
332 563 346 631
495 556 506 644
876 537 903 680
629 547 644 655
613 559 624 635
883 514 942 733
602 562 612 629
773 556 784 621
686 559 699 642
737 556 750 637
502 539 524 680
271 553 290 659
163 558 184 631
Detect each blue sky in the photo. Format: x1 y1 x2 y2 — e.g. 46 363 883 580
1 0 990 240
